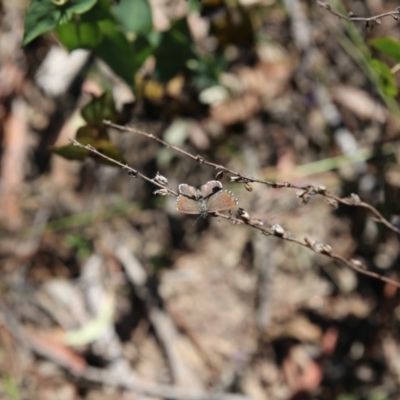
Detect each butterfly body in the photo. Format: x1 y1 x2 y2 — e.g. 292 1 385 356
176 180 238 218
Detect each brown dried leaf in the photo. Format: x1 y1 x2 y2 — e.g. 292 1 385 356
331 85 387 123
210 93 260 125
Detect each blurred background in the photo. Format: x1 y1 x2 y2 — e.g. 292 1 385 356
1 0 400 399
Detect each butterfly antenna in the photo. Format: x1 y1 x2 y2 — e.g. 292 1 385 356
192 214 203 226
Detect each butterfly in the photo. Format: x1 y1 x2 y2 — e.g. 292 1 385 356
176 180 238 218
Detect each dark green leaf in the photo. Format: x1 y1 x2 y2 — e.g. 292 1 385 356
95 19 136 85
52 139 126 165
370 58 398 97
81 92 118 125
153 18 195 82
93 139 126 164
51 144 89 160
113 0 153 35
81 0 113 22
370 37 400 64
23 0 97 45
76 125 110 141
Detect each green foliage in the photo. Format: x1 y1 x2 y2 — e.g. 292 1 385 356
94 19 136 85
113 0 153 35
64 233 92 261
370 58 398 97
153 18 195 82
22 0 97 45
52 92 126 164
370 37 400 64
3 375 20 400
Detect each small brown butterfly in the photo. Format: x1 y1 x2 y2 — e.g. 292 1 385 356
176 180 238 218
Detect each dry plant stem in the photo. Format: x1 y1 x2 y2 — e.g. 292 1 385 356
102 121 400 237
0 299 248 400
70 135 400 289
214 212 400 289
68 138 177 196
317 1 400 22
84 365 249 400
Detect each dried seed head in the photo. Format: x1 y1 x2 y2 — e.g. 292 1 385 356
237 207 250 222
244 183 253 192
304 236 313 247
153 188 169 196
350 193 361 203
215 170 224 180
327 198 338 209
272 224 284 237
350 258 366 269
321 244 333 255
155 172 169 185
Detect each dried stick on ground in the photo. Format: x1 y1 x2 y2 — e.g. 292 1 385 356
0 299 248 400
105 232 204 390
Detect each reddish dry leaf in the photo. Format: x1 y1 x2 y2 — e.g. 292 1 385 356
24 329 87 375
0 62 24 101
321 326 339 356
0 98 27 230
283 346 323 393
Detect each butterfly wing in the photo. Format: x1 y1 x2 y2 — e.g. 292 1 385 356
176 196 201 214
205 190 238 213
178 184 198 199
200 180 222 198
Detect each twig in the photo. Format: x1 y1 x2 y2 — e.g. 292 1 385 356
101 121 400 237
0 298 248 400
84 364 249 400
317 1 400 24
215 211 400 289
69 138 177 197
69 133 400 289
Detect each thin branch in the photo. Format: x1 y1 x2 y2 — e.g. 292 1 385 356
102 121 400 237
215 211 400 289
69 138 177 197
317 1 400 23
69 134 400 289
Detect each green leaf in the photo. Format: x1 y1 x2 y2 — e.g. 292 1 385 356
52 143 89 160
81 91 118 125
56 21 103 50
188 0 202 13
153 18 195 82
370 58 398 97
75 125 108 141
113 0 153 35
80 0 113 22
95 19 136 85
23 0 97 45
52 138 126 165
92 139 126 164
370 37 400 64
